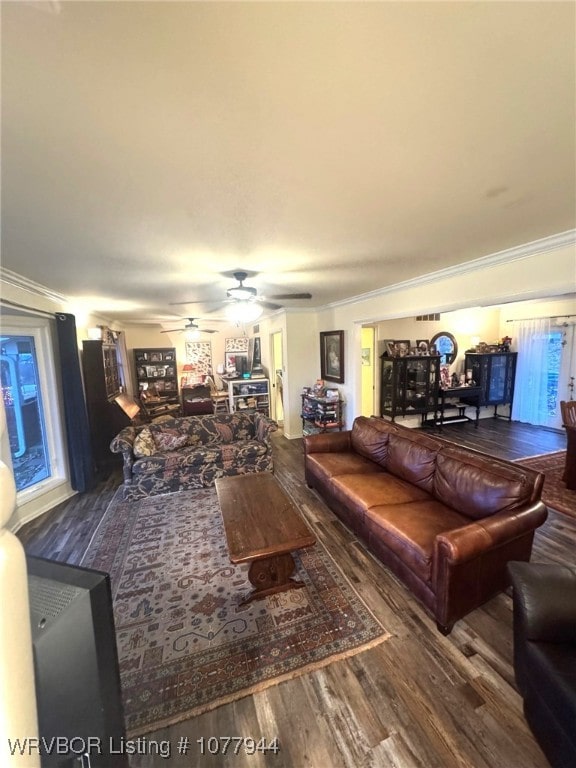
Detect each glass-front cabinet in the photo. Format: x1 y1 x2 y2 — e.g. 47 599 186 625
380 355 440 421
463 352 517 419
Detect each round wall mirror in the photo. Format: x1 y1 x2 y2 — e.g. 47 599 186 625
430 332 458 364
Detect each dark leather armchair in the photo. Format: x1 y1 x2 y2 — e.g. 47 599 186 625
507 561 576 768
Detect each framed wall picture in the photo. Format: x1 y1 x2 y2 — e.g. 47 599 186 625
225 337 249 354
185 341 213 378
320 330 344 383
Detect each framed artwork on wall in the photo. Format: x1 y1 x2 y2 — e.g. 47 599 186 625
320 330 344 384
225 337 249 354
185 341 213 378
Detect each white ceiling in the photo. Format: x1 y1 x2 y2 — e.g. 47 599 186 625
1 1 575 324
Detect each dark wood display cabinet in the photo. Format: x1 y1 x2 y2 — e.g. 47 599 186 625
461 352 517 419
301 393 344 435
134 348 179 404
380 355 440 421
82 339 127 472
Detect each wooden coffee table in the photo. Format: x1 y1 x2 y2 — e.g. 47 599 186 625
215 472 316 605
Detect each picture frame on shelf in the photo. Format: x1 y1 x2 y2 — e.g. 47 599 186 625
416 339 429 354
394 340 410 357
384 340 396 357
320 330 344 383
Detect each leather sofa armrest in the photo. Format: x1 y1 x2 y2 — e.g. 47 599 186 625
507 561 576 643
303 430 351 455
435 502 548 565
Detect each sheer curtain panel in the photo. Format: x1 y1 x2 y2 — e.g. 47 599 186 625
511 317 551 426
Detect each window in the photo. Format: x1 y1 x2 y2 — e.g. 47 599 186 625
1 336 50 490
0 317 67 498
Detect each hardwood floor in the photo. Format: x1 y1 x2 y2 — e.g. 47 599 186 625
17 420 570 768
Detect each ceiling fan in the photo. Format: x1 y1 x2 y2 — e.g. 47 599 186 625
160 318 220 334
170 271 313 312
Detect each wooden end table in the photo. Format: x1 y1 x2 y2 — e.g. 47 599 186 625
215 473 316 605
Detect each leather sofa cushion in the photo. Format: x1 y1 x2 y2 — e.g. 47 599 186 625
331 472 430 514
434 446 534 519
524 640 576 747
365 500 470 583
350 416 398 465
386 431 442 493
306 452 383 484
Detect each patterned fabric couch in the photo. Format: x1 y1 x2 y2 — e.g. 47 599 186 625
110 412 278 500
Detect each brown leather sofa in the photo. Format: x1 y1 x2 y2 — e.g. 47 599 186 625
304 416 547 634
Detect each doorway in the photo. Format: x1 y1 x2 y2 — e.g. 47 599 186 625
360 326 375 417
271 331 284 425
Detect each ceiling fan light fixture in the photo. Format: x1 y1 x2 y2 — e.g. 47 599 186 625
225 300 263 323
227 286 257 301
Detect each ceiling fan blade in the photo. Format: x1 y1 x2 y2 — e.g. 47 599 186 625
160 328 183 333
169 300 223 306
259 300 282 310
267 292 312 300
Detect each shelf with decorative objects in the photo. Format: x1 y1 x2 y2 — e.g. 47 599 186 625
301 387 344 435
134 348 179 405
380 354 440 422
227 378 270 416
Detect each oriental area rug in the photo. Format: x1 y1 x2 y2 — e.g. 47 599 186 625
81 486 389 737
516 451 576 519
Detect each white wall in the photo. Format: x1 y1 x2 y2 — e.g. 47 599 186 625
312 240 575 430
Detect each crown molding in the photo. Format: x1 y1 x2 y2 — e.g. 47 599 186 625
326 229 576 311
0 267 69 306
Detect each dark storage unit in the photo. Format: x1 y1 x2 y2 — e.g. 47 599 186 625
134 347 179 404
380 355 440 421
462 352 517 419
81 340 127 472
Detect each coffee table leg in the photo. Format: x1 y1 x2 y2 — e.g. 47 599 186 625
241 553 306 605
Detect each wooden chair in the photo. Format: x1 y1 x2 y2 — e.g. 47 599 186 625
560 400 576 490
561 400 576 428
205 375 229 414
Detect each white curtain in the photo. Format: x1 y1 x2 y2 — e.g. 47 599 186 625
511 317 551 425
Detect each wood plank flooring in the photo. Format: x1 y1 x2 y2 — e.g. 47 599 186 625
17 420 571 768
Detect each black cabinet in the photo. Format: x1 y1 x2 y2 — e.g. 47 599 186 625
462 352 517 419
82 340 127 471
380 355 440 421
134 348 179 404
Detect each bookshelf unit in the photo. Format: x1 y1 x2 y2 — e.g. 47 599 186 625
133 348 179 404
301 393 344 435
227 378 270 416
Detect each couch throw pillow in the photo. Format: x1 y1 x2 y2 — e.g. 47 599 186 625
133 427 156 458
154 430 190 452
